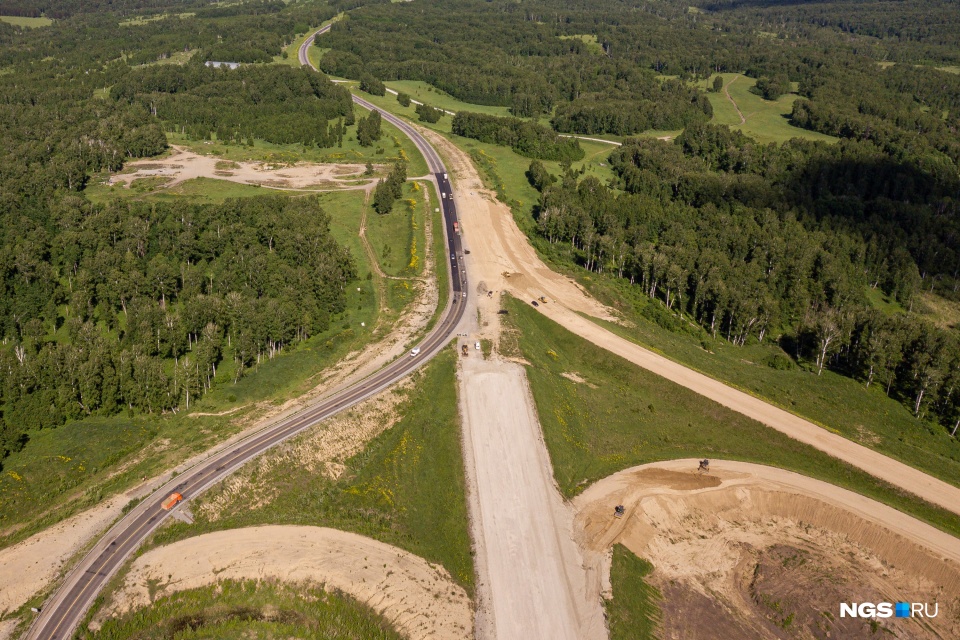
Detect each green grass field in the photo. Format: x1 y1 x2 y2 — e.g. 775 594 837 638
605 545 661 640
366 181 427 278
703 74 837 144
149 348 475 591
383 80 513 118
503 295 960 537
558 34 604 55
567 275 960 489
0 189 402 549
0 15 51 27
82 580 401 640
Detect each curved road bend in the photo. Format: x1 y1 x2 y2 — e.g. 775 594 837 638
27 29 467 640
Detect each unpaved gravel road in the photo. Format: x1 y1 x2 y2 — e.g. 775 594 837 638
458 357 606 640
427 127 960 518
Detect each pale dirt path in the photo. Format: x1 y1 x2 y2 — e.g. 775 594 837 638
422 125 608 638
421 126 960 518
536 304 960 516
724 75 747 124
573 460 960 639
108 145 375 192
95 526 472 640
457 357 606 640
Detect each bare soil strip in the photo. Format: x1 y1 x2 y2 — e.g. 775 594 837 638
94 526 472 640
107 146 374 192
458 357 606 640
574 459 960 639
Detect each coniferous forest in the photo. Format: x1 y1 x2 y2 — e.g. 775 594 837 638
0 0 959 462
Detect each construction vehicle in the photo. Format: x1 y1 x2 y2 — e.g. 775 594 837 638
461 344 469 356
538 296 548 303
614 505 625 519
162 492 184 510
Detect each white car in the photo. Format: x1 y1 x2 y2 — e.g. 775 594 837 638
410 347 421 357
475 341 481 350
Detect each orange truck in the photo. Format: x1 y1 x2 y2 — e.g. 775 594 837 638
161 492 183 510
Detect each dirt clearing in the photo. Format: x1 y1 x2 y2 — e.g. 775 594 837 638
107 146 374 192
575 459 960 639
95 526 472 640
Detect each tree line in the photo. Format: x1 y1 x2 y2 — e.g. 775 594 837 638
452 112 584 162
0 196 355 459
529 122 960 434
110 64 355 148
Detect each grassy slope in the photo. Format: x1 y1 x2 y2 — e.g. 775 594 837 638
703 73 837 144
83 580 402 640
605 545 661 640
0 190 385 548
503 295 960 537
565 275 960 489
149 348 474 591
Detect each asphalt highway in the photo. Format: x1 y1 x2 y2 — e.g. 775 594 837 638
26 24 466 640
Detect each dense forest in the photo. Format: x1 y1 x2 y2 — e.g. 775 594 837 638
452 112 584 162
0 0 373 460
531 126 960 431
0 195 354 458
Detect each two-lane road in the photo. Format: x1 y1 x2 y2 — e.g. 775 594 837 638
27 27 467 640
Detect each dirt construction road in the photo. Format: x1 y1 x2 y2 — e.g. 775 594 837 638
458 357 606 640
425 127 960 518
96 526 472 640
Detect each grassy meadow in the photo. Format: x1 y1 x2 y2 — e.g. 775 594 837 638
503 295 960 537
148 348 475 591
0 15 51 27
701 73 838 144
558 273 960 490
82 580 402 640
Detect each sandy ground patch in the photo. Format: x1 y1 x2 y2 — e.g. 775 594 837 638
95 526 472 640
574 459 960 639
107 146 374 192
458 356 606 640
0 619 16 640
422 129 617 346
